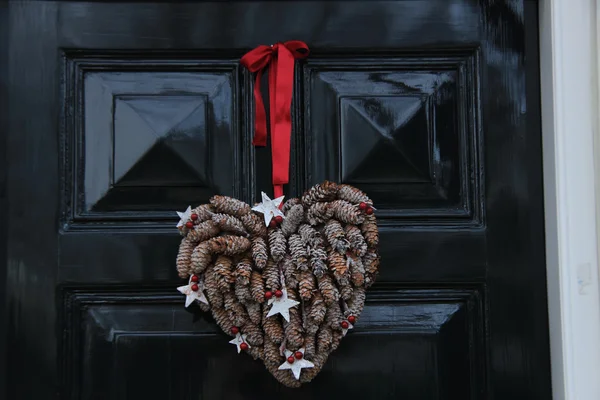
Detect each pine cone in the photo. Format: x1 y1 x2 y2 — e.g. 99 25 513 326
308 242 328 278
331 199 364 225
301 180 339 206
264 336 283 367
176 238 195 278
212 307 233 334
361 213 379 247
235 283 252 303
263 259 281 291
212 213 248 236
282 197 301 214
298 224 319 246
299 352 328 384
234 257 253 285
208 235 251 256
339 282 353 301
245 302 262 325
203 264 223 308
241 212 267 238
247 344 264 361
280 204 305 237
284 289 304 349
347 286 366 317
316 326 333 353
209 195 251 217
191 204 214 222
327 247 349 285
190 242 213 275
325 300 344 330
282 254 298 289
288 234 309 271
268 228 287 262
349 255 366 287
363 248 380 288
344 224 368 257
298 270 316 301
240 321 264 346
223 291 249 327
251 237 268 269
303 332 316 360
186 219 220 242
266 364 302 389
324 219 348 254
307 292 327 327
317 273 339 305
331 330 343 351
337 184 370 204
250 271 266 303
213 255 234 291
263 304 285 344
306 202 334 225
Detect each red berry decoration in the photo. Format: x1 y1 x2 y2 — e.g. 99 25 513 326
191 275 199 283
287 356 295 364
341 321 349 329
274 215 283 224
185 221 194 229
348 315 356 324
265 291 273 300
295 351 303 360
190 213 198 221
231 326 239 335
240 342 249 351
269 219 277 228
359 202 368 211
366 207 374 215
275 290 283 298
191 284 199 292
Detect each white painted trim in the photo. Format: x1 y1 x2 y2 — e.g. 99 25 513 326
540 1 600 399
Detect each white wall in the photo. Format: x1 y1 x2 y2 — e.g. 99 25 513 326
540 1 600 399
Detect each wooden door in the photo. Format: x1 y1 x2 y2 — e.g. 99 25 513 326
3 1 552 399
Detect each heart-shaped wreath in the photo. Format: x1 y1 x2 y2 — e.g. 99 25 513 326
175 181 379 387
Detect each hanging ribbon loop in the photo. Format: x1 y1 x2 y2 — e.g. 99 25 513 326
241 41 309 199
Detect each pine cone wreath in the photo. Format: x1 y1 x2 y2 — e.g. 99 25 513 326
174 183 379 387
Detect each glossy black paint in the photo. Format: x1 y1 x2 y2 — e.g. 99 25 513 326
3 1 551 399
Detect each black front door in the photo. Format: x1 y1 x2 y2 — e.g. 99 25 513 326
3 1 551 399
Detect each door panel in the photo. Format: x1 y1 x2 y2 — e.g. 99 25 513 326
4 1 551 399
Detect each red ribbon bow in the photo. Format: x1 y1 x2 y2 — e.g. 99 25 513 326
240 40 310 199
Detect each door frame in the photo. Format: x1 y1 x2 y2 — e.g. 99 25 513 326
540 1 600 399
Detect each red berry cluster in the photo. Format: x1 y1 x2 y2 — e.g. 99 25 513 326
185 213 199 229
341 315 356 329
190 274 200 291
231 326 249 351
269 215 284 228
264 290 283 300
359 202 374 215
287 351 304 364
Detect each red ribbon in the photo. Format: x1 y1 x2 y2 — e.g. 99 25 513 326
240 41 309 199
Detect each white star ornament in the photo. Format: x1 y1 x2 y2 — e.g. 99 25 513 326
176 206 193 228
229 333 251 353
266 288 299 322
177 277 209 308
252 192 285 226
342 321 354 336
278 348 314 380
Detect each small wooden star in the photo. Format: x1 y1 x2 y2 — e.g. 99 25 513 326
252 192 285 226
342 321 354 336
176 206 192 228
177 276 208 308
266 288 299 322
229 332 250 354
278 348 314 380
